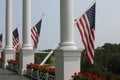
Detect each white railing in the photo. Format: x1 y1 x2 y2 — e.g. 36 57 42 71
7 63 19 72
26 69 56 80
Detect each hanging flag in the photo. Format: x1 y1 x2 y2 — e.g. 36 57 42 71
13 28 21 53
75 2 96 64
31 19 42 49
0 34 2 52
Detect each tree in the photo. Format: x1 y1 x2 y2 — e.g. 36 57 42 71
107 55 120 74
81 43 120 79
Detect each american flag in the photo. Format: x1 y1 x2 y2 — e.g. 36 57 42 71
31 19 42 49
0 34 2 52
75 2 96 64
13 28 21 53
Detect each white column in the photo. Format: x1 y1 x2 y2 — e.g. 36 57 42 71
55 50 81 80
5 0 13 50
22 0 32 49
2 0 14 69
55 0 81 80
59 0 77 50
19 0 35 75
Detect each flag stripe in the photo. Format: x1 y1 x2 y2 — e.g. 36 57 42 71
84 14 94 45
76 2 95 64
84 14 94 59
31 27 37 42
76 22 87 48
13 28 21 53
78 16 94 61
31 19 42 49
0 34 2 52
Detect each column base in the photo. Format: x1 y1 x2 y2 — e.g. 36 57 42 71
0 52 2 58
2 49 15 69
55 49 81 80
22 44 33 50
58 42 77 50
18 49 35 75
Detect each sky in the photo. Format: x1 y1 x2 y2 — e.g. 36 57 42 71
0 0 120 50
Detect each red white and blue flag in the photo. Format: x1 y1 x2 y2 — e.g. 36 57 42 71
13 28 21 53
0 34 2 52
31 19 42 49
75 2 96 64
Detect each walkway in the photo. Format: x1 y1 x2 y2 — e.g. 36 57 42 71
0 68 33 80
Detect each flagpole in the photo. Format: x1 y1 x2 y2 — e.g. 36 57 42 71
75 0 96 22
37 13 45 24
16 24 20 28
32 13 45 27
13 24 20 30
31 13 44 51
1 29 4 50
41 13 45 19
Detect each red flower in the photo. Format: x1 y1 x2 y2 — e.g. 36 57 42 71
7 59 19 65
78 72 81 75
0 58 3 62
109 77 115 80
13 60 19 65
74 72 77 76
26 63 34 69
100 76 106 80
71 72 115 80
26 63 56 75
91 74 98 79
32 63 39 71
83 72 92 78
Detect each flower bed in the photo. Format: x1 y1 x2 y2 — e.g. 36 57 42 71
71 72 115 80
26 63 55 75
26 63 56 80
7 59 19 72
0 58 3 67
26 68 33 77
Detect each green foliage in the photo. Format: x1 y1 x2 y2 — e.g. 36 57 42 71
81 43 120 79
35 52 55 66
15 52 20 60
107 55 120 74
35 53 48 64
46 53 55 66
